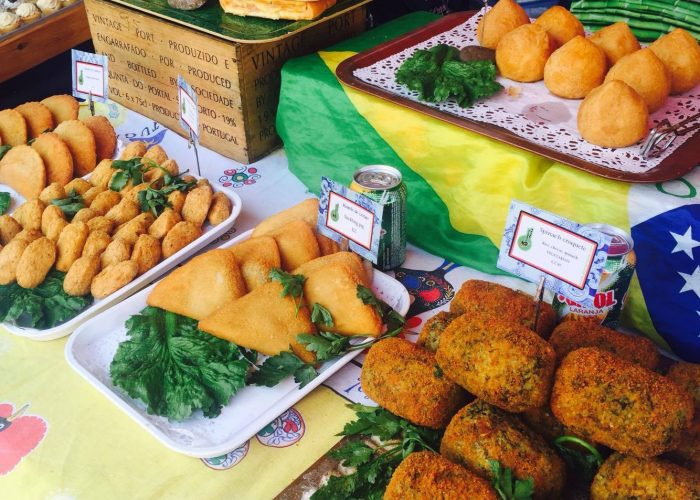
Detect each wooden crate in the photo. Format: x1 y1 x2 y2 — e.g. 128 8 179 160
85 0 366 163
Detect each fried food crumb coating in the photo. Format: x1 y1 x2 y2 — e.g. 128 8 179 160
591 453 700 500
384 451 498 500
450 280 556 338
436 313 556 412
361 338 468 429
667 362 700 411
441 400 566 499
417 311 460 352
551 348 694 458
549 321 659 369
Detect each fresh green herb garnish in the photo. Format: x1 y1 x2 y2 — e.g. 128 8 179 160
109 158 148 191
0 270 93 328
248 351 318 388
0 145 11 161
137 171 197 216
311 303 334 327
50 189 84 219
357 284 406 333
489 460 535 500
110 306 249 421
0 192 10 215
553 435 603 483
269 268 306 314
311 404 441 500
395 44 503 108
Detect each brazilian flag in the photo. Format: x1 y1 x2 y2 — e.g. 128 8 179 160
277 12 700 362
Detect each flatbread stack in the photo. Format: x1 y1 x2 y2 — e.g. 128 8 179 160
219 0 336 21
0 95 117 199
148 199 382 363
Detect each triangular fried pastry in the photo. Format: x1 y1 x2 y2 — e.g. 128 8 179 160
199 281 317 363
147 249 246 320
228 236 280 291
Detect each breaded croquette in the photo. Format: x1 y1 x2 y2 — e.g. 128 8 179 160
384 451 498 500
417 311 460 352
551 348 694 457
667 362 700 410
549 321 660 369
91 260 138 299
361 338 468 429
522 405 570 443
449 280 556 338
667 419 700 474
441 400 566 499
436 313 556 412
591 453 700 499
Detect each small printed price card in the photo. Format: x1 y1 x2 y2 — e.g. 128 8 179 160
177 75 199 139
71 50 108 102
317 177 383 263
497 200 612 306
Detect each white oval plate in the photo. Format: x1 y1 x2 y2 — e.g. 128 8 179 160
65 229 410 458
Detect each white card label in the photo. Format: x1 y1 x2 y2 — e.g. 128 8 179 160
497 200 613 306
71 50 108 102
325 191 375 250
177 75 199 138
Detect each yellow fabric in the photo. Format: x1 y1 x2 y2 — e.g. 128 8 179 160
0 328 352 498
318 51 665 349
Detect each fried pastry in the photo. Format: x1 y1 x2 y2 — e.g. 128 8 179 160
228 236 281 291
148 249 246 320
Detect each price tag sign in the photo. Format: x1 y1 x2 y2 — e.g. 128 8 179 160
497 200 612 306
177 75 199 139
317 177 383 263
71 50 108 103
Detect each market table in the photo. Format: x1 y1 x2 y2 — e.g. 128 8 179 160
0 100 540 498
277 12 700 363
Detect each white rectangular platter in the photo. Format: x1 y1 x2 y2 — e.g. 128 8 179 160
3 185 242 341
66 229 410 458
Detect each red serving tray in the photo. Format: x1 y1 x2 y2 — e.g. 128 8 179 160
335 11 699 183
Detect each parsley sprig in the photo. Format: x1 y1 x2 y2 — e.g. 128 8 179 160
0 192 10 215
137 172 197 216
489 460 534 500
310 404 441 499
269 268 306 314
0 145 11 161
51 189 84 219
311 303 333 327
109 158 148 191
553 435 603 483
249 285 406 389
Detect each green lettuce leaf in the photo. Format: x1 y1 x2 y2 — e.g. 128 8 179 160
110 306 249 421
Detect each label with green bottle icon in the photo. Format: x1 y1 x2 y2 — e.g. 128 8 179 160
497 200 613 307
72 49 108 103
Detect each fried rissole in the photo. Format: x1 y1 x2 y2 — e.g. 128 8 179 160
436 313 556 412
267 219 320 271
293 251 370 288
147 249 247 320
590 453 700 500
251 198 319 237
449 280 556 338
384 451 498 500
417 311 460 352
551 348 694 457
228 236 281 291
361 338 468 429
198 280 317 363
549 321 660 369
301 261 382 337
441 400 566 499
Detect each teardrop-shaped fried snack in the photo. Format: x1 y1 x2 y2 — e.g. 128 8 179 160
534 5 584 47
544 35 607 98
649 28 700 95
605 48 671 113
477 0 530 49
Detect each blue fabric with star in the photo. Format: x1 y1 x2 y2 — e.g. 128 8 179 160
632 204 700 362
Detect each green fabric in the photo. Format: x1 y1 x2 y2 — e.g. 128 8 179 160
571 0 700 41
277 13 508 276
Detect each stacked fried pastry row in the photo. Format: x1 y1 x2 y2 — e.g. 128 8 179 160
0 95 118 198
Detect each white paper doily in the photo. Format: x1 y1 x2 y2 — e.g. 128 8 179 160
352 8 700 174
